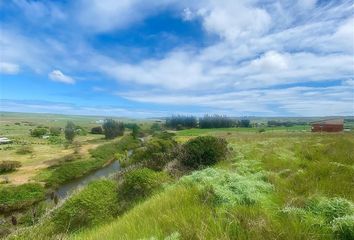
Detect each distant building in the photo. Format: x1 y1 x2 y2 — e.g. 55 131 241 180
0 137 12 144
311 119 344 132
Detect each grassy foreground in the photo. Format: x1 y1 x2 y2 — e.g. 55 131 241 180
6 131 354 240
69 132 353 240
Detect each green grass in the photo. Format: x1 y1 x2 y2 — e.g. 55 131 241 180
69 132 353 240
5 130 354 240
175 125 310 137
0 183 46 212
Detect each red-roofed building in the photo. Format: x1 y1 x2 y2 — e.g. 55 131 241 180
311 119 344 132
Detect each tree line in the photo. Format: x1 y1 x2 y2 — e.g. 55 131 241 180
165 115 251 129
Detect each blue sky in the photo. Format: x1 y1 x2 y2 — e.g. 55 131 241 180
0 0 353 117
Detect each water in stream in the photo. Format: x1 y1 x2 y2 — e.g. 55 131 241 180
55 160 120 199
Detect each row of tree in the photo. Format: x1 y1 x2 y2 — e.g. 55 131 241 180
165 115 251 129
165 115 198 129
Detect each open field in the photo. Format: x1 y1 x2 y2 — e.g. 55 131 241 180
3 126 352 240
70 131 353 240
0 113 112 185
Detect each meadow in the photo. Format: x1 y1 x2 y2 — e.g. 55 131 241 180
1 113 353 240
69 131 353 240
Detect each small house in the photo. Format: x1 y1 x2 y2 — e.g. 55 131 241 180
311 119 344 132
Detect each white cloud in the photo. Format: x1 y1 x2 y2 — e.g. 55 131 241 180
48 70 75 84
75 0 174 32
182 8 194 21
119 84 354 116
0 62 20 74
198 1 272 42
250 51 289 72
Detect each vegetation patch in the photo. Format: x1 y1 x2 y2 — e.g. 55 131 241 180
179 168 273 206
0 183 46 212
118 168 170 209
52 180 118 233
179 136 228 169
0 161 22 174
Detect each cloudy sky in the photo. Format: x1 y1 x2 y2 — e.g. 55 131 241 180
0 0 353 117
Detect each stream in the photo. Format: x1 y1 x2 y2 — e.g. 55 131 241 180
53 150 133 199
54 160 120 199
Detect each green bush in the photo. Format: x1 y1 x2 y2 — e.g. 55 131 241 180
0 183 46 212
128 137 177 170
118 168 169 203
30 127 48 138
0 161 21 173
48 136 64 144
179 136 228 169
52 180 118 233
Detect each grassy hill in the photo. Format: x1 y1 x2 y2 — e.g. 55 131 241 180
6 130 353 240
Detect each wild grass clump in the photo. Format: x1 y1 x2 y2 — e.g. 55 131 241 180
179 168 272 206
44 159 107 187
15 144 33 155
306 197 354 222
332 215 354 240
52 180 118 233
118 168 170 211
281 197 354 239
0 183 45 212
0 161 22 173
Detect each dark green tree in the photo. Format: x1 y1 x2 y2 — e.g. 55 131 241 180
64 121 76 143
103 119 125 139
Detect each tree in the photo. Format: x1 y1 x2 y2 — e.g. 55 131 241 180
103 119 124 139
239 119 251 128
131 124 139 139
65 121 76 143
30 127 48 138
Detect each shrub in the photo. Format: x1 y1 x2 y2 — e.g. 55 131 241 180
118 168 169 203
75 126 88 136
48 136 64 144
0 183 46 212
91 126 103 134
52 180 118 233
103 119 125 139
30 127 47 138
49 127 61 136
129 137 177 170
16 144 33 155
0 161 22 173
258 128 266 133
179 136 228 169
